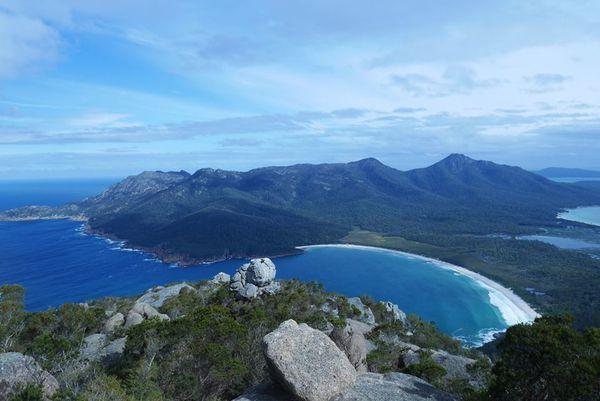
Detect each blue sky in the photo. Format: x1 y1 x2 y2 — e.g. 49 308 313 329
1 0 600 178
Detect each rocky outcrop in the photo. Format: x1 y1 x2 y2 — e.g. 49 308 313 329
400 347 484 389
330 323 368 372
262 320 357 401
347 297 376 325
230 258 281 299
332 372 456 401
0 352 59 400
103 312 125 334
381 301 407 323
212 272 231 284
79 334 126 364
136 283 195 308
232 382 294 401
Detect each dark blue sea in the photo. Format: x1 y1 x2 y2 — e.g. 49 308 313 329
0 179 513 346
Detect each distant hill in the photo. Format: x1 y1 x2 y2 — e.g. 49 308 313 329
536 167 600 178
3 154 600 262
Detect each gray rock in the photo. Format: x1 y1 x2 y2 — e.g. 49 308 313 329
346 319 374 336
80 333 108 360
0 352 59 400
131 302 170 321
124 311 144 328
332 372 456 401
246 258 276 286
347 297 376 325
232 382 294 401
230 258 281 299
242 283 259 299
330 324 368 372
212 272 231 284
103 312 125 334
135 283 195 308
399 347 483 389
381 301 407 323
79 334 126 364
263 319 356 401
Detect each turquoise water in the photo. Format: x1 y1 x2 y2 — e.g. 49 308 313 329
0 179 511 346
518 235 600 249
558 207 600 227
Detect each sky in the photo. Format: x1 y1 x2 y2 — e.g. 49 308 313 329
1 0 600 179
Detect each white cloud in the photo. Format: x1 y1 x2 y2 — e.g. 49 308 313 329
0 10 61 78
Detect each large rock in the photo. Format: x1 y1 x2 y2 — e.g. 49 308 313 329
381 301 407 323
230 258 281 299
262 320 356 401
331 323 368 372
212 272 231 285
79 334 126 364
131 302 170 321
136 283 195 308
347 297 376 325
124 310 144 328
332 372 456 401
232 382 294 401
0 352 59 400
103 312 125 334
400 347 483 389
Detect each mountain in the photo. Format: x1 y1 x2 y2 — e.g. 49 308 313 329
3 154 600 263
536 167 600 178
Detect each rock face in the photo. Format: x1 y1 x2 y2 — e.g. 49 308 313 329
103 312 125 334
136 283 195 308
0 352 59 400
230 258 281 299
79 334 126 364
262 320 357 401
381 301 407 323
212 272 231 284
400 347 483 389
232 382 294 401
330 323 368 372
332 372 456 401
347 297 376 325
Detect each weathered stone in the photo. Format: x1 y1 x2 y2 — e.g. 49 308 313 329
0 352 59 400
332 372 456 401
330 323 368 372
245 258 276 286
103 312 125 334
135 283 195 308
345 319 374 336
399 347 484 389
263 320 356 401
124 310 144 328
242 283 259 299
381 301 407 323
232 382 294 401
212 272 231 284
230 258 281 299
130 302 170 322
80 333 108 360
79 334 126 364
347 297 376 325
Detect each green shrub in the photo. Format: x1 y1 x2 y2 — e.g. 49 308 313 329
10 384 43 401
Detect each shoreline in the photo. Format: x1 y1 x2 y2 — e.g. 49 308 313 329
298 244 541 326
557 206 600 227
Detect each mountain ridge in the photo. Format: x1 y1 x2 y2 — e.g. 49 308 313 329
2 154 600 263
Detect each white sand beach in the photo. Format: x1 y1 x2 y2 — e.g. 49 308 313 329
298 244 541 326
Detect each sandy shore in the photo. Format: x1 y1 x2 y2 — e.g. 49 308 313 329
298 244 540 326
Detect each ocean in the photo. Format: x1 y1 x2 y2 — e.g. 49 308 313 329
558 207 600 227
0 179 514 346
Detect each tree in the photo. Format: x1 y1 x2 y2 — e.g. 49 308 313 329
489 315 600 401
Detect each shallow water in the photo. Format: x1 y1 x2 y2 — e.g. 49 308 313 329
558 206 600 227
518 235 600 249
